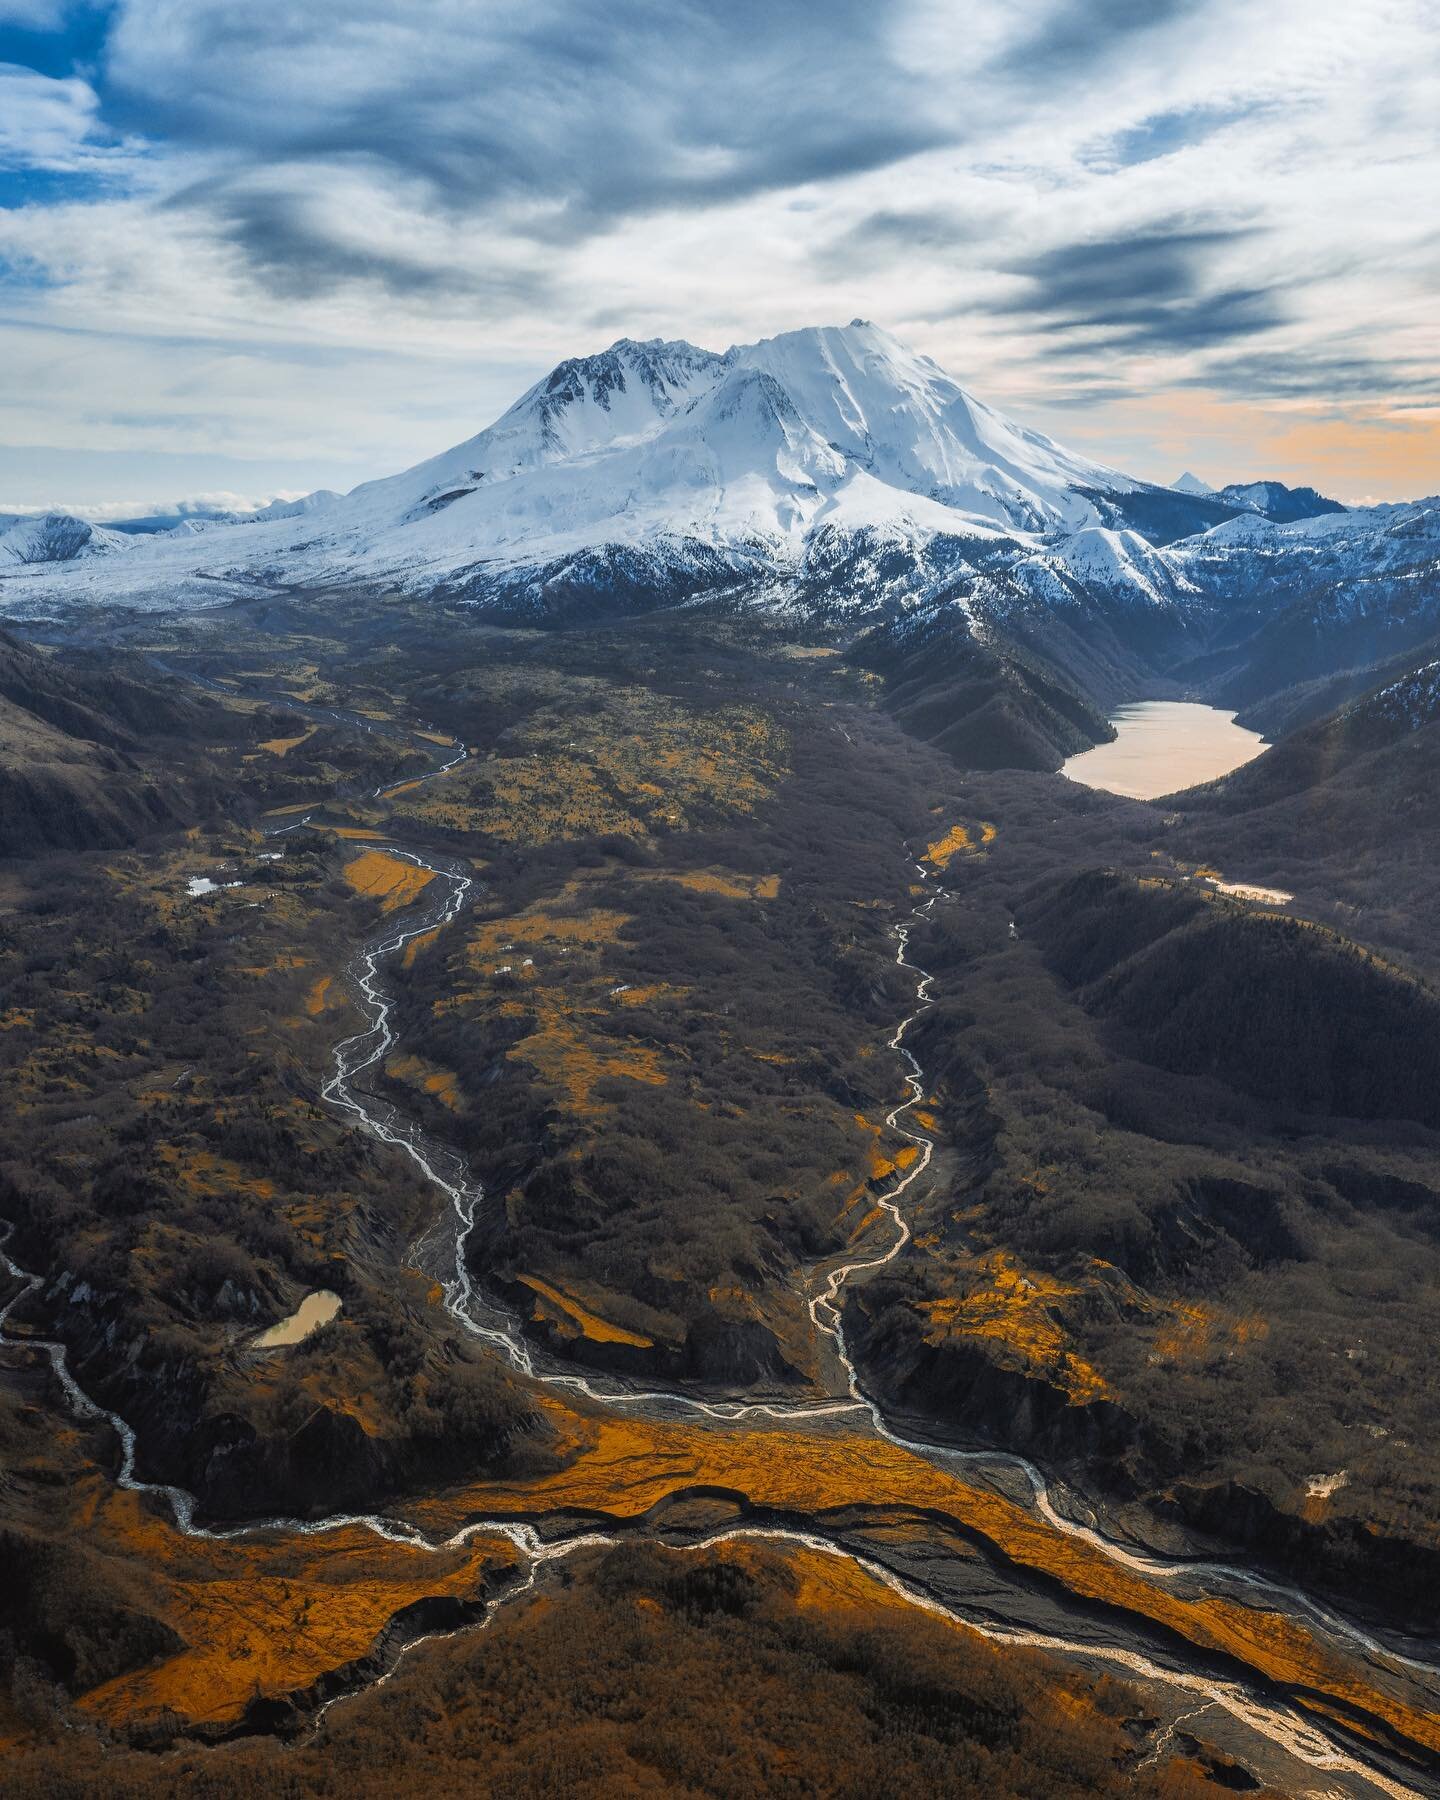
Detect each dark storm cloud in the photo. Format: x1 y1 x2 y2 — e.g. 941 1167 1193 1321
103 0 949 288
1186 347 1440 402
1000 226 1288 353
194 181 556 306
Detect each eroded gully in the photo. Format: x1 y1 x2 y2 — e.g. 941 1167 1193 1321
2 747 1438 1798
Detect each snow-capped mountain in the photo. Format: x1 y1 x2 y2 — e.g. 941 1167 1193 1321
159 490 343 536
0 320 1410 692
1169 498 1440 718
1173 471 1215 495
0 513 130 566
0 322 1157 617
1212 480 1346 524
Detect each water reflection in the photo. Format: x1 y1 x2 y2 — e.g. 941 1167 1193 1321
1062 701 1267 800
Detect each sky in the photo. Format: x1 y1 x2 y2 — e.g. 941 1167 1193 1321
1 0 1437 515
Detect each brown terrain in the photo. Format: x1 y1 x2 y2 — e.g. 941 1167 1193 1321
2 601 1438 1797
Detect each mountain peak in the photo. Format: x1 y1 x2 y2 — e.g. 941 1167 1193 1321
0 320 1157 604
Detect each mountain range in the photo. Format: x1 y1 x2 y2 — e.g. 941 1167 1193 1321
2 319 1435 769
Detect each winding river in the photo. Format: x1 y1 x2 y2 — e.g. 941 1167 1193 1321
3 735 1438 1797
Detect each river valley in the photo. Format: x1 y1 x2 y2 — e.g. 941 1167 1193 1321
4 742 1438 1799
3 616 1440 1797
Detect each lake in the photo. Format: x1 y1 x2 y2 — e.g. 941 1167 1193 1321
255 1289 342 1349
1061 701 1267 800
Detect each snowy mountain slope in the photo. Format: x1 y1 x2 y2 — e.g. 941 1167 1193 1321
1169 498 1440 719
158 491 343 536
1039 525 1198 609
0 322 1407 664
1173 498 1440 597
1215 480 1345 524
731 321 1137 531
0 323 1164 618
0 513 130 567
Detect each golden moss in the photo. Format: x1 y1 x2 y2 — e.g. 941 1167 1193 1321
257 727 315 757
924 824 973 869
516 1274 655 1348
470 907 629 961
386 1052 461 1112
916 1252 1111 1404
511 1001 668 1115
68 1483 518 1735
154 1145 276 1202
633 868 782 902
387 682 787 844
402 926 441 970
413 1412 1440 1761
343 849 436 913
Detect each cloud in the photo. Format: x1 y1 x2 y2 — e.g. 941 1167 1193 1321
0 0 1435 500
1186 347 1440 405
188 172 558 306
104 0 949 237
1079 101 1259 171
991 0 1200 82
0 488 312 519
0 62 108 169
999 225 1288 352
810 205 995 280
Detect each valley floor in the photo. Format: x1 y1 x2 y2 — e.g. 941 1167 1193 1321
3 597 1440 1797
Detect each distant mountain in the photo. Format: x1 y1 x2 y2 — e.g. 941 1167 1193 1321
1170 645 1440 973
1215 480 1345 524
0 513 129 566
1173 471 1215 495
113 490 344 536
1170 499 1440 725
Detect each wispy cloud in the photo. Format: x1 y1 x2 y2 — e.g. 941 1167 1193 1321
0 0 1434 501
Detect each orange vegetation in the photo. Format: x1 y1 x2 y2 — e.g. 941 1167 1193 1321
402 926 441 970
387 684 786 844
304 976 334 1015
257 727 315 757
343 849 436 913
154 1145 275 1202
470 906 628 960
516 1274 654 1348
611 982 689 1008
853 1111 915 1184
415 1411 1440 1762
386 1053 461 1111
1151 1302 1270 1366
916 1251 1110 1403
924 824 972 868
634 868 782 901
511 998 668 1115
